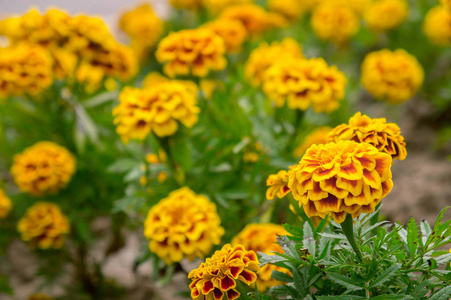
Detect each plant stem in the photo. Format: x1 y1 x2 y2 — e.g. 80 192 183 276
341 214 363 261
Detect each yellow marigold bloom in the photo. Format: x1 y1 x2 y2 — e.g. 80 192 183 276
18 202 70 249
294 127 332 157
144 187 224 264
232 223 289 292
245 38 304 87
364 0 409 32
156 28 226 78
311 2 360 45
11 142 76 196
266 170 291 200
188 243 259 300
262 57 347 113
202 18 247 53
288 141 393 224
441 0 451 10
361 49 424 104
0 44 53 99
203 0 254 14
268 0 304 21
327 112 407 160
75 62 105 94
423 5 451 46
113 81 199 143
0 190 12 219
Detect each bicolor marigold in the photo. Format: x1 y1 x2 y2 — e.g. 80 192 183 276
327 112 407 160
423 5 451 46
294 127 332 157
288 141 393 223
188 244 259 300
232 224 289 292
262 57 347 113
18 202 70 249
202 18 247 53
364 0 409 32
0 190 12 219
361 49 424 104
266 170 292 200
156 28 226 78
244 38 304 86
144 187 224 265
11 142 76 196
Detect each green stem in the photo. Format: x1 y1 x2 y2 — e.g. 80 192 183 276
341 214 362 261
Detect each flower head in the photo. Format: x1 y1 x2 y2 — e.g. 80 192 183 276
156 28 226 78
11 142 76 196
202 18 248 53
288 141 393 223
294 127 332 157
423 5 451 46
262 57 347 113
327 112 407 160
203 0 254 14
232 223 289 291
361 49 424 104
245 38 304 86
441 0 451 10
188 244 259 300
266 170 292 200
0 190 12 219
144 187 224 265
268 0 304 21
364 0 409 32
18 202 70 249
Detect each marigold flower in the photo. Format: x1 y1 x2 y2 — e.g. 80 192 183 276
294 127 332 157
18 202 70 249
441 0 451 10
144 187 224 265
0 190 12 219
245 38 304 87
327 112 407 160
156 28 226 78
268 0 304 21
311 2 360 45
11 142 76 196
232 223 289 292
113 80 199 143
288 141 393 223
188 244 259 300
262 57 347 113
202 18 247 53
423 5 451 46
266 170 291 200
364 0 408 32
361 49 424 104
203 0 254 14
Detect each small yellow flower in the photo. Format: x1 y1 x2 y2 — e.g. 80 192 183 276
262 57 347 113
202 18 248 53
232 223 289 292
364 0 409 32
288 141 393 223
266 170 292 200
245 38 304 87
327 112 407 160
423 5 451 46
157 171 168 183
0 190 12 219
361 49 424 104
294 127 332 157
267 0 304 21
11 142 76 196
188 244 259 300
144 187 224 264
18 202 70 249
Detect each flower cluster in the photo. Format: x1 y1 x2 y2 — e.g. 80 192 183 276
144 187 224 265
0 190 12 219
288 141 393 223
119 4 164 61
156 28 226 77
0 44 53 99
361 49 424 104
294 127 332 157
202 18 248 53
113 76 199 143
245 38 304 86
423 5 451 46
18 202 70 249
364 0 409 32
327 112 407 160
188 244 259 300
262 57 347 113
11 142 76 196
232 223 289 291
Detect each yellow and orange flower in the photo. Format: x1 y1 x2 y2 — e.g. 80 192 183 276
202 18 248 53
361 49 424 104
18 202 70 249
11 142 76 196
441 0 451 10
232 223 289 291
294 127 332 157
144 187 224 265
188 244 260 300
423 5 451 46
245 38 304 87
266 170 292 200
364 0 409 32
0 190 12 219
288 141 393 223
262 57 347 113
327 112 407 160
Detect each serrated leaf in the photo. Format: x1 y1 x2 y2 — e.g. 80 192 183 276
283 224 303 239
258 252 289 267
303 222 316 258
326 273 364 291
420 221 432 238
369 263 401 288
316 296 365 300
411 279 433 299
318 232 347 240
361 221 390 237
407 218 420 255
271 270 292 283
429 285 451 300
369 295 413 300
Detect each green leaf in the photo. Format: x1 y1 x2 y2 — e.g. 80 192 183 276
429 285 451 300
0 275 13 295
407 218 420 255
271 270 293 283
107 158 140 173
369 295 413 300
283 224 303 239
369 263 401 288
318 232 347 240
420 220 432 239
303 222 316 258
326 273 364 291
169 132 192 171
316 296 365 300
